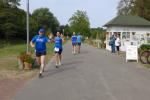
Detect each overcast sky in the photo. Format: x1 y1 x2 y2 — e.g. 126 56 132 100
19 0 120 28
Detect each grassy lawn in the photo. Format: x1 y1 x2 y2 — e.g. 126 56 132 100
0 41 55 79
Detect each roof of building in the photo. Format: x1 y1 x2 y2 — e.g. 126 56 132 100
104 15 150 27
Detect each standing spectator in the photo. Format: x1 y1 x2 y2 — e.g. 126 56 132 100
109 35 116 53
115 34 121 55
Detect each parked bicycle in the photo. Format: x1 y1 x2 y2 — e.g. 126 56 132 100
140 50 150 64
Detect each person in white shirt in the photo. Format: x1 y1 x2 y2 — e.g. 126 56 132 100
115 34 121 55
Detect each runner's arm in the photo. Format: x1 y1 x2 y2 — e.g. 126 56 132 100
30 36 36 47
30 41 35 48
48 34 55 43
61 34 65 43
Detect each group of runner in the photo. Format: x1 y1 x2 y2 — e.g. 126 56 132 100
30 28 82 78
71 32 82 55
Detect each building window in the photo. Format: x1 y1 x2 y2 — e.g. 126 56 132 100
122 32 130 40
146 33 150 43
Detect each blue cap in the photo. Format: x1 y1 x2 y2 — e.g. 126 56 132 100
39 28 45 33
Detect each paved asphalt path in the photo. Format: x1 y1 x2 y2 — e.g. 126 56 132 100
14 42 150 100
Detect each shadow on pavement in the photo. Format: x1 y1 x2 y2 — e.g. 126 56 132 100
63 60 84 66
43 65 76 78
80 50 90 55
42 60 84 78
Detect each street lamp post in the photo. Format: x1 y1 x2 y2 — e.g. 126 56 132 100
26 0 29 53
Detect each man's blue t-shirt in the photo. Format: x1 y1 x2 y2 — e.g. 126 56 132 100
77 35 82 43
31 35 50 52
54 37 62 49
72 35 77 43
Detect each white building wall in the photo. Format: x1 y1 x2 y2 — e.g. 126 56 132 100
106 26 150 51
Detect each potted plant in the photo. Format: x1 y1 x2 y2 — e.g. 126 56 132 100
18 52 34 70
139 44 150 55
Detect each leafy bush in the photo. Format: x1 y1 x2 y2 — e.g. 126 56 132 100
139 44 150 54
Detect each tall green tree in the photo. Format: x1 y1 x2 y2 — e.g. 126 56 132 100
117 0 135 15
0 1 61 42
68 10 90 37
0 0 20 8
133 0 150 20
32 8 60 33
57 24 71 36
63 24 71 37
117 0 150 21
0 0 26 40
90 27 106 41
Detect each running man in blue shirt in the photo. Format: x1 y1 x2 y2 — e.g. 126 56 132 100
71 32 77 54
54 32 64 68
30 28 51 78
77 33 82 53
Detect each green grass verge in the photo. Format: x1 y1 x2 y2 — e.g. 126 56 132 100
0 39 68 79
0 41 54 71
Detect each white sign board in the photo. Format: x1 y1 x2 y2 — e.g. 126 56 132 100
126 45 138 62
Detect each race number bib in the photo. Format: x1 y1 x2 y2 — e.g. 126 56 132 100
54 47 59 52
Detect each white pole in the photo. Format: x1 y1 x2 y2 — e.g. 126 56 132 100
26 0 29 53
